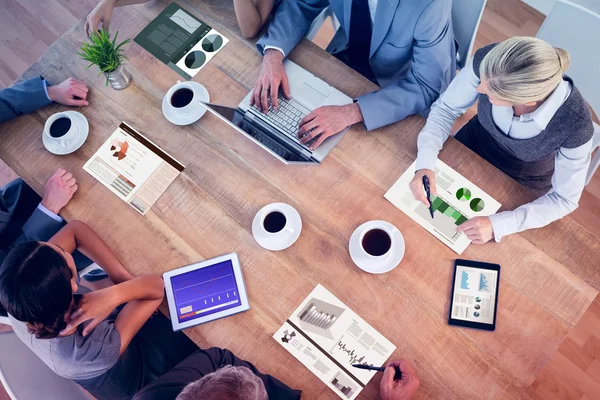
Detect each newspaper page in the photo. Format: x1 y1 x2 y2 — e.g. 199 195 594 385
385 160 501 254
83 122 184 215
274 285 396 400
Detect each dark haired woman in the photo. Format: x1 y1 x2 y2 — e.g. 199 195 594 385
0 220 197 399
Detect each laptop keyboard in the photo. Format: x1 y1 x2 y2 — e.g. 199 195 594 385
252 94 317 149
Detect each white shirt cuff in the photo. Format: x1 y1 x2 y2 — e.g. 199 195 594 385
488 211 517 242
263 45 285 57
37 203 63 223
42 79 51 101
415 148 439 171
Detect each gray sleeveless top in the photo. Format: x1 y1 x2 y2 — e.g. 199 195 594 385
472 43 594 162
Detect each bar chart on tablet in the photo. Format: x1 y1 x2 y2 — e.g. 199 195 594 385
171 260 240 322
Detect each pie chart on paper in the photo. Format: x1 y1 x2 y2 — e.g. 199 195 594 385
185 50 207 69
470 198 485 212
202 34 223 52
456 188 472 201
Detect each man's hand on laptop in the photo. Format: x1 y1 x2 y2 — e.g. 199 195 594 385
297 103 363 150
251 49 291 113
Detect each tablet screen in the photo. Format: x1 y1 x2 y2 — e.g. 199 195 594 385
170 259 241 323
451 264 498 325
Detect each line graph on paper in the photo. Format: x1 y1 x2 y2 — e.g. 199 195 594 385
170 9 201 34
329 336 375 367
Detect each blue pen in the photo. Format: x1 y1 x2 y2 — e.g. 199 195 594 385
422 175 434 219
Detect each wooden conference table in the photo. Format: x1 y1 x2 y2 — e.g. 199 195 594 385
2 1 600 398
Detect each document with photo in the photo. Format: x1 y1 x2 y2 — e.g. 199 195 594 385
83 122 184 215
385 160 501 254
274 285 396 400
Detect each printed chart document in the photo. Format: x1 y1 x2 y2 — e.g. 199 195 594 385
274 285 396 400
83 122 185 215
134 2 229 80
452 264 498 324
385 160 501 254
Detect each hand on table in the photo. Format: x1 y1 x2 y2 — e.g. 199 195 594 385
380 360 420 400
409 169 437 207
457 216 494 244
85 0 116 37
47 78 90 107
297 103 363 150
61 286 120 336
40 168 78 215
250 49 290 112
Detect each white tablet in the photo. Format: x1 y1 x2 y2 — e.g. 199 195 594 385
163 253 250 331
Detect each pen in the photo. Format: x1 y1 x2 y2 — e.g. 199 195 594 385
422 175 434 219
352 364 402 380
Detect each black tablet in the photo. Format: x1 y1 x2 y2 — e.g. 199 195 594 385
448 259 500 331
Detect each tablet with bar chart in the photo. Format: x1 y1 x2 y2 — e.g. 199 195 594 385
384 160 501 254
163 253 250 331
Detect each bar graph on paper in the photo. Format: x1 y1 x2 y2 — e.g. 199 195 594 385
299 303 339 329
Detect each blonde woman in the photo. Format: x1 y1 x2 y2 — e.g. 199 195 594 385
86 0 279 38
409 37 594 244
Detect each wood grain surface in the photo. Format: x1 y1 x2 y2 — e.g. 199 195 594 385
1 1 599 399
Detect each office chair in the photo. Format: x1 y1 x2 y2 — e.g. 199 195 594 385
306 7 340 41
0 325 89 400
452 0 487 69
536 0 600 185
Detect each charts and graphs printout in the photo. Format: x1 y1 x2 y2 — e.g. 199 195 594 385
274 285 396 400
134 2 229 80
83 122 184 215
384 160 501 254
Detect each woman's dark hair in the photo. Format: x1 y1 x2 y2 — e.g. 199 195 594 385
0 242 74 339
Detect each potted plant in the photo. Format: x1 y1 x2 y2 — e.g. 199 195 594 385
78 29 132 90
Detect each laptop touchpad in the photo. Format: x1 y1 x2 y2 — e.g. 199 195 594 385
297 82 328 108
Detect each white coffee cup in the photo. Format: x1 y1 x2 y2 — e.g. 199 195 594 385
358 223 398 260
43 112 79 150
260 206 295 236
166 81 199 115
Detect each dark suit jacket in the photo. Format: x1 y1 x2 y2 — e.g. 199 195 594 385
133 348 302 400
0 77 52 123
0 179 63 262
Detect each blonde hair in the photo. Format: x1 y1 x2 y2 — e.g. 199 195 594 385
479 36 570 104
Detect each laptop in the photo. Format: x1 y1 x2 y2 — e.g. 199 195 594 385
202 60 353 164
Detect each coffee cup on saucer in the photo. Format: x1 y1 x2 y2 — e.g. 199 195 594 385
42 111 89 155
349 220 405 274
252 203 302 251
162 80 210 126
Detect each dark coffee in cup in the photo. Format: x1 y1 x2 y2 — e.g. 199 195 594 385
263 211 287 233
49 117 72 138
171 88 194 108
362 229 392 257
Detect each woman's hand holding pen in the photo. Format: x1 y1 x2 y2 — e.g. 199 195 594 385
409 169 437 207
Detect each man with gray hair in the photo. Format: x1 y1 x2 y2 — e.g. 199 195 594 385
133 347 301 400
177 366 268 400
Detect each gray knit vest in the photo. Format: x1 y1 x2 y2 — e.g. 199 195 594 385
472 44 594 163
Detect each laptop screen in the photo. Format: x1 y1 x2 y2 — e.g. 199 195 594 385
202 103 311 162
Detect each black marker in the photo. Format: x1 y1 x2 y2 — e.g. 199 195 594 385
352 364 402 380
422 175 434 219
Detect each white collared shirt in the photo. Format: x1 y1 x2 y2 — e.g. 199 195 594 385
416 57 593 241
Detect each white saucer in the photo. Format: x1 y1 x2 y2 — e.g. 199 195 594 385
162 82 210 126
349 221 405 274
252 203 302 251
42 111 89 155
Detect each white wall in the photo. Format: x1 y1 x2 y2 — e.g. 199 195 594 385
523 0 600 15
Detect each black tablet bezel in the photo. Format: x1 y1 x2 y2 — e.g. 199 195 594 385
448 259 500 331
